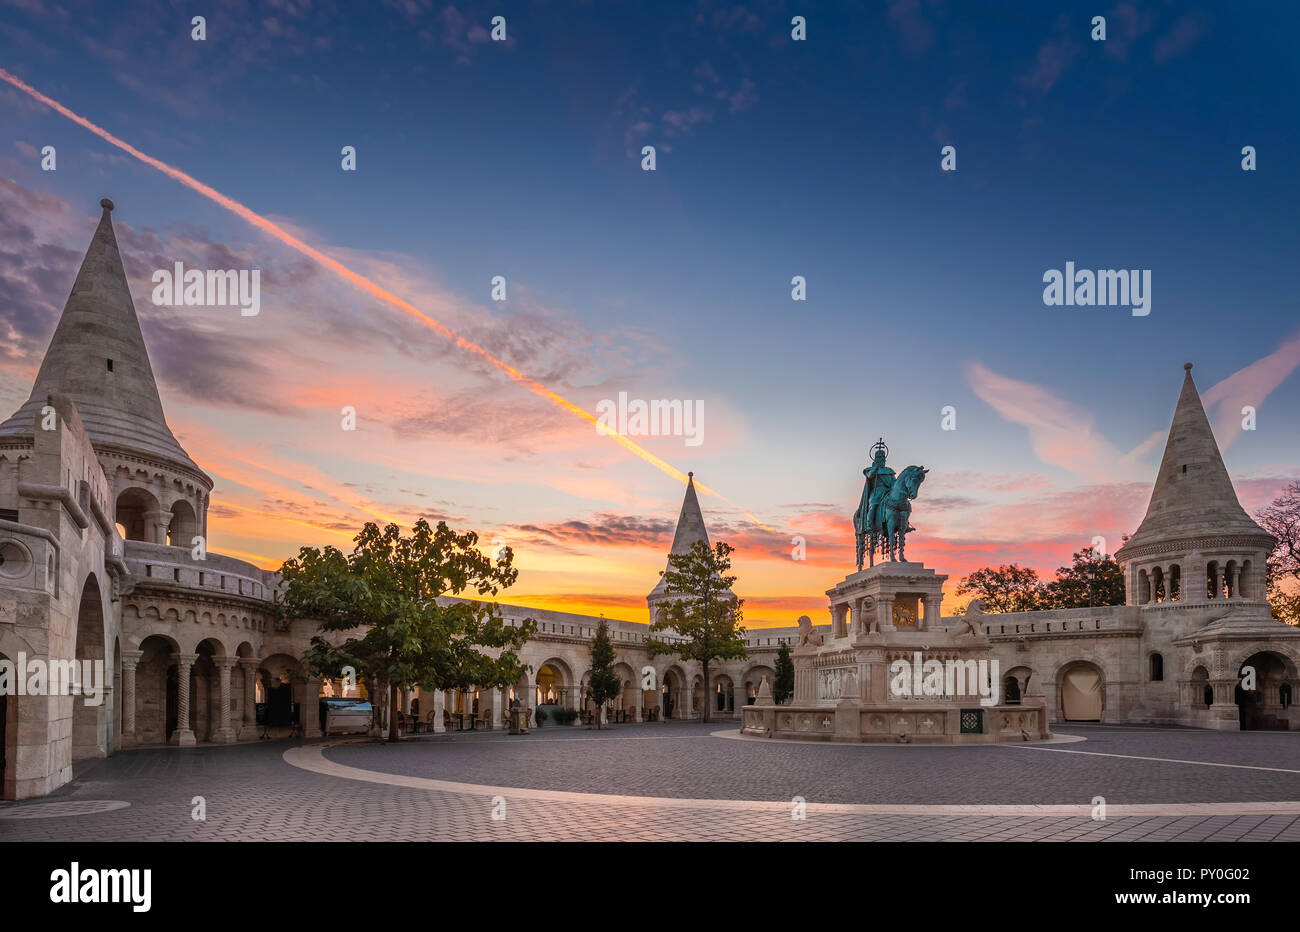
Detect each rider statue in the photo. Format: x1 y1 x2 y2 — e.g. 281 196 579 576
853 438 928 570
863 439 894 537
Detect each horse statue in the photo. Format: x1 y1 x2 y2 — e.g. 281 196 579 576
854 455 928 569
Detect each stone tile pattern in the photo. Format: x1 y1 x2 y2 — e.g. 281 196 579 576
1 723 1297 842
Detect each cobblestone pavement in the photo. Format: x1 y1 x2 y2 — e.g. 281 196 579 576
2 722 1298 841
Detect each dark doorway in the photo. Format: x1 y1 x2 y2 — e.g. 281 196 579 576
267 682 294 727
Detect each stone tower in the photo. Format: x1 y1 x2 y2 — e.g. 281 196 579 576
0 199 212 547
1114 363 1274 611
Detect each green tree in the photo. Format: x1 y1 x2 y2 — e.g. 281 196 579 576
1041 548 1126 609
646 540 747 723
955 563 1045 614
585 617 622 728
1256 482 1300 626
279 519 536 741
773 641 795 705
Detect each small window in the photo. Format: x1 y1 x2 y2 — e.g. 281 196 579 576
106 358 113 371
1150 653 1164 681
1181 464 1187 473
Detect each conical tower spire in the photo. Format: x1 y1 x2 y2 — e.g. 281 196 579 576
647 472 727 614
666 472 710 556
1120 363 1268 551
0 199 205 479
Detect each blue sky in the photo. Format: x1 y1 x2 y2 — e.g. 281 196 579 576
2 0 1298 621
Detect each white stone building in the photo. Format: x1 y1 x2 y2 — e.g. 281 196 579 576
1 200 1295 800
0 201 795 800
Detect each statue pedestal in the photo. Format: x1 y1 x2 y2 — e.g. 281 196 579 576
740 560 1051 744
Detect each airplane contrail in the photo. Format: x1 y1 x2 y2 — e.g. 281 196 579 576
0 67 772 530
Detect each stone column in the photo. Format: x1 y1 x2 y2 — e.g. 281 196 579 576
431 688 446 732
120 649 141 748
685 679 695 719
239 659 259 740
878 596 895 632
144 508 171 545
213 656 236 743
830 603 846 639
1230 565 1242 599
300 677 322 737
633 683 643 722
170 653 197 746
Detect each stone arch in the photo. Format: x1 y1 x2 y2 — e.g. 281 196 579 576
1056 659 1105 721
134 633 180 745
167 500 197 547
612 662 637 712
534 657 574 707
1148 651 1164 682
1004 664 1034 704
72 573 109 762
660 664 687 719
712 672 736 714
115 487 161 543
0 628 34 798
1189 665 1211 708
1233 648 1298 730
741 664 776 705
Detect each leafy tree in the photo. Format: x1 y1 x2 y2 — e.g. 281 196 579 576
279 519 536 741
585 618 622 728
646 540 748 723
1041 548 1126 609
1256 482 1300 626
773 641 795 705
954 563 1045 614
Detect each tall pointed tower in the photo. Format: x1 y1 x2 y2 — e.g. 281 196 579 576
0 199 211 545
1114 363 1274 608
647 473 733 622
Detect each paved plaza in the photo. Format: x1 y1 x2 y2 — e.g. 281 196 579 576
2 721 1299 842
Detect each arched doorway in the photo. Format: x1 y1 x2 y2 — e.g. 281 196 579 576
661 667 685 719
259 654 304 735
742 666 776 706
1004 665 1033 706
134 635 180 745
613 663 637 719
72 574 107 761
1059 661 1104 721
713 673 735 714
534 661 569 708
1236 651 1296 731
